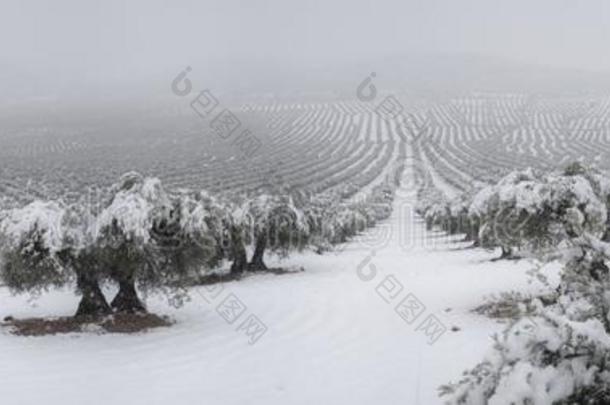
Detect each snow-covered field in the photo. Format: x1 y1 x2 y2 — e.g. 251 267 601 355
0 162 558 405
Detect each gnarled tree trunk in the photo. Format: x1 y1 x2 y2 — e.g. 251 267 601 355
249 233 268 271
229 225 248 274
75 270 111 318
111 272 146 313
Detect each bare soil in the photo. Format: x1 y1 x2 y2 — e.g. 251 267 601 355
2 313 173 336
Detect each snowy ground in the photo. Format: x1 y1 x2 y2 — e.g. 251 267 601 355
0 158 559 405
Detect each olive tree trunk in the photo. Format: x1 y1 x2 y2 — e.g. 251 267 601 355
111 272 146 313
229 225 248 274
249 233 268 271
75 270 111 318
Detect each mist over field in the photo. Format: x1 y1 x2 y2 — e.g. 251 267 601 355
2 2 610 405
1 0 610 102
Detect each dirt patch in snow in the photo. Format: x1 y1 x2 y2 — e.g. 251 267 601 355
2 313 173 336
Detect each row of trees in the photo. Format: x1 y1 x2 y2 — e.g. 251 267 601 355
418 162 610 403
419 163 610 259
0 172 396 318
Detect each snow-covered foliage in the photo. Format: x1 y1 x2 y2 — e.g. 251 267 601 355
0 201 70 293
301 180 397 253
545 173 606 237
468 165 608 256
470 168 543 218
152 190 211 244
61 200 99 252
0 201 66 254
417 164 610 254
441 164 610 404
324 204 367 244
424 201 450 230
442 309 610 404
418 190 483 244
442 237 610 404
0 197 116 316
303 192 371 251
245 193 311 255
194 190 234 252
150 190 219 274
96 172 171 245
468 168 545 253
175 194 210 238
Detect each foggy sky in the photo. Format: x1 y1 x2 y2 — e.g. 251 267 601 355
1 0 610 101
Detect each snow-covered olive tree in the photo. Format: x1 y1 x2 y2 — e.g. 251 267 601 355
59 200 112 316
0 200 111 317
326 204 368 243
302 192 337 253
447 194 479 240
469 168 545 258
424 201 450 231
199 192 250 275
96 172 217 313
308 200 367 250
0 201 70 297
94 173 167 312
418 191 481 245
562 162 610 242
244 193 310 270
468 166 607 259
150 190 219 284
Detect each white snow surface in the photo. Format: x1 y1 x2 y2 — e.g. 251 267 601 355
0 161 558 405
